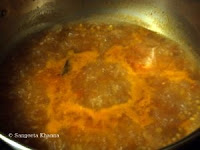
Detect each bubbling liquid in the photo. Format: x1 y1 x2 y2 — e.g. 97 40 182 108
0 22 200 150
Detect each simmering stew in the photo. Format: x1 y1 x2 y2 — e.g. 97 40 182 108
0 22 200 150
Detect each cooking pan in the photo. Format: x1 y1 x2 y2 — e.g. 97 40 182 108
0 0 200 149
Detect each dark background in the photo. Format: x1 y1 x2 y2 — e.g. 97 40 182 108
0 136 200 150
